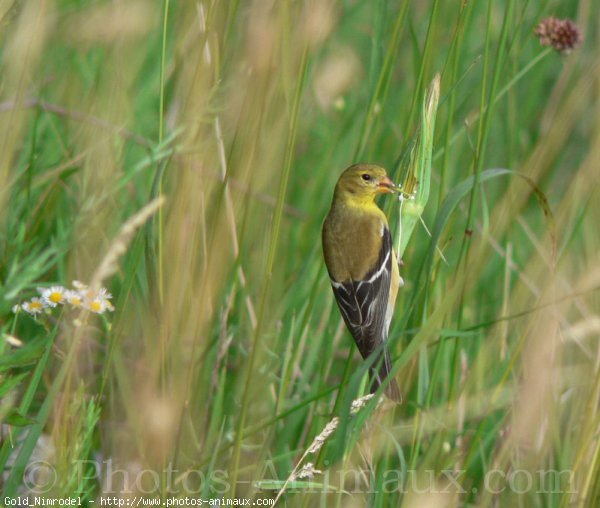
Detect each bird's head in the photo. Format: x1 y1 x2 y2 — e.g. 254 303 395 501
335 164 399 202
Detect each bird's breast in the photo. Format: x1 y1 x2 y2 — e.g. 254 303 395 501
323 208 386 282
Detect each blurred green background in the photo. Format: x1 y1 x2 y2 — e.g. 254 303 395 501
1 0 599 506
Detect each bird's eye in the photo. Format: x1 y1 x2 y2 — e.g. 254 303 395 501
361 174 371 181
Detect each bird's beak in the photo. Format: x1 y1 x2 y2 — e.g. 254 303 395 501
377 176 398 194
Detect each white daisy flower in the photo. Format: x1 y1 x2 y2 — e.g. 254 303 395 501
12 304 21 313
60 281 115 314
97 288 113 300
83 286 114 314
4 334 23 347
65 289 84 307
38 286 67 307
22 297 47 316
85 297 109 314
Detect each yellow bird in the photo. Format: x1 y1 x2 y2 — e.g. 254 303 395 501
322 163 402 402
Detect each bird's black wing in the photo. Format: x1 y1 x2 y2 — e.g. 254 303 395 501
329 226 393 359
327 225 401 401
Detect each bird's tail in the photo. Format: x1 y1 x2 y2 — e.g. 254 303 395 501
369 350 402 402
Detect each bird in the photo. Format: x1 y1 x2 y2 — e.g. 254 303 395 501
322 163 402 402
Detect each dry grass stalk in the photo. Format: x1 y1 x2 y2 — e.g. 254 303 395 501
90 196 165 289
274 393 381 504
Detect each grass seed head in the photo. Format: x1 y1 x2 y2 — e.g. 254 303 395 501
535 17 583 54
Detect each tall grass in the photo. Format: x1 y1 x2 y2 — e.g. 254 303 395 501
1 0 599 506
